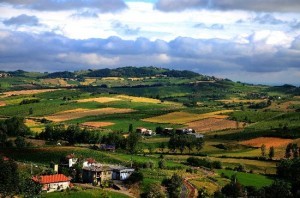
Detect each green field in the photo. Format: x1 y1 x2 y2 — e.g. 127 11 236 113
43 189 130 198
216 169 273 188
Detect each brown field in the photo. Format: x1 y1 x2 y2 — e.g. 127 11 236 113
266 101 300 112
187 118 244 133
217 98 264 104
143 110 233 124
45 107 135 122
77 97 121 103
0 101 6 106
81 122 115 128
0 89 57 98
240 137 293 148
116 95 161 104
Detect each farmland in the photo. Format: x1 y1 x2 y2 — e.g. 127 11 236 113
1 67 300 197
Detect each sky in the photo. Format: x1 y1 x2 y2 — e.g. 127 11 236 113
0 0 300 85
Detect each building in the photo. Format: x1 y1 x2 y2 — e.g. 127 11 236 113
82 163 113 186
60 154 78 168
100 144 116 152
111 165 135 181
136 127 147 134
32 174 71 193
187 132 204 138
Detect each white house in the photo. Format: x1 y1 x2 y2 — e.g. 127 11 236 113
32 174 71 193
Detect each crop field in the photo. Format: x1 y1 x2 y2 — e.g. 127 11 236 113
80 78 96 85
267 100 300 112
190 177 220 195
0 101 5 106
0 89 57 98
81 121 115 128
45 107 136 122
217 98 265 104
77 97 121 103
216 170 273 188
143 110 233 124
116 95 162 104
102 77 124 80
42 78 70 86
186 118 243 133
240 137 293 148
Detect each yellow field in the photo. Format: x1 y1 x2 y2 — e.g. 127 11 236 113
116 95 162 104
102 77 124 80
190 179 219 195
42 78 70 86
217 98 264 104
240 137 293 148
187 118 244 133
0 89 57 98
143 110 233 124
80 78 97 86
77 97 121 103
81 122 115 128
25 119 45 133
45 107 135 122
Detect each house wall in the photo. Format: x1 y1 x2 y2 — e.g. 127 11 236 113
42 181 70 193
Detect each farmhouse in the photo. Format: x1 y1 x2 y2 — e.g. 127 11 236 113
60 154 78 168
82 163 113 186
136 127 154 136
32 174 71 193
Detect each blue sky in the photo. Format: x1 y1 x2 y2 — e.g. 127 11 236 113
0 0 300 85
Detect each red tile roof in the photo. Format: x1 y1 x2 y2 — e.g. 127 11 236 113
32 174 70 184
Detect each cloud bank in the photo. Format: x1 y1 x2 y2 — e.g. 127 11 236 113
0 30 299 77
155 0 300 12
0 0 127 12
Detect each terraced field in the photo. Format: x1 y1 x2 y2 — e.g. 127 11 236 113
143 110 233 124
187 118 244 133
240 137 293 148
45 107 135 122
0 89 57 98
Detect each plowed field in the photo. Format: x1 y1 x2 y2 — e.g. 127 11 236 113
240 137 293 148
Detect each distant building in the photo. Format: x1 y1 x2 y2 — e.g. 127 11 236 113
61 154 78 168
32 174 71 193
136 127 155 136
100 144 116 152
136 127 147 134
187 133 204 138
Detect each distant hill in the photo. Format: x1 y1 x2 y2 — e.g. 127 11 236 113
44 71 76 79
85 66 201 78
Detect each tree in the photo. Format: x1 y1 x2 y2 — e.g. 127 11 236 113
15 136 27 148
269 146 275 159
21 177 42 198
195 138 204 154
127 131 141 154
159 142 166 153
141 183 166 198
128 123 133 133
126 171 144 185
261 144 266 157
221 179 245 198
0 158 19 197
158 159 165 169
263 180 292 198
29 107 33 115
163 174 183 198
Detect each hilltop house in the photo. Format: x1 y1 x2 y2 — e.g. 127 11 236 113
32 174 71 193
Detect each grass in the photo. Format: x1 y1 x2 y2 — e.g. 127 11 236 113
216 169 273 188
43 189 130 198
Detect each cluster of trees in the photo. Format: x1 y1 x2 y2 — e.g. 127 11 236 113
19 99 40 105
285 143 300 158
38 124 101 144
249 100 272 109
0 156 41 197
168 135 204 154
0 117 31 148
260 144 275 159
186 157 222 169
44 71 75 79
